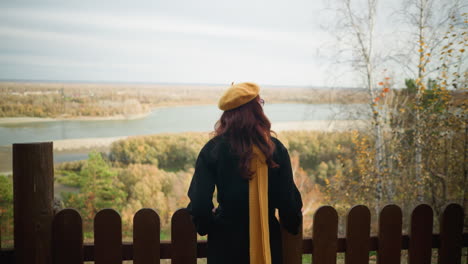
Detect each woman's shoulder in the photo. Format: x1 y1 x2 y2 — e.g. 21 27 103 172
270 136 290 160
271 136 287 151
199 135 228 157
203 134 226 148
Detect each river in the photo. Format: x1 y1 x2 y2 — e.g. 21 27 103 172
0 103 370 172
0 103 369 146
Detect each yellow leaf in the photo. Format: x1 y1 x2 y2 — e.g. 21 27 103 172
460 49 465 53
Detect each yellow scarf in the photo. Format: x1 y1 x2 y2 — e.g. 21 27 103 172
249 145 271 264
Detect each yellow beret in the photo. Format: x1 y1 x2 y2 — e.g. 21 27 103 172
218 82 260 111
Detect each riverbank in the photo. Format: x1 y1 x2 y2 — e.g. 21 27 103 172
0 112 151 125
0 120 368 173
272 120 368 132
0 103 218 125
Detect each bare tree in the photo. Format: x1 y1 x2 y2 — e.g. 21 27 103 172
394 0 464 202
328 0 386 213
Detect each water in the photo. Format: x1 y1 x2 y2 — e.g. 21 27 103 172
0 104 369 146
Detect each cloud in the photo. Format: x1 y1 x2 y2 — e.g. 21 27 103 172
0 5 335 85
2 7 329 48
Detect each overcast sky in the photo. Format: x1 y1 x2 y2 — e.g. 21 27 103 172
0 0 464 87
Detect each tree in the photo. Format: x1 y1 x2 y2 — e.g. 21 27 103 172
118 164 192 230
325 0 467 231
330 0 387 214
59 151 127 227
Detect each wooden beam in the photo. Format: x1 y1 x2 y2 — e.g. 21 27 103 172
13 142 54 264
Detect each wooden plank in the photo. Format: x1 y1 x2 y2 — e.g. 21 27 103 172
281 220 303 264
312 205 338 264
438 203 463 264
133 208 160 264
74 232 468 261
13 142 54 264
94 209 122 264
52 209 83 264
345 205 370 264
377 204 402 264
171 208 197 264
408 204 433 264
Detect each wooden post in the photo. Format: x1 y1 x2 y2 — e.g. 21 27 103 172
13 142 54 264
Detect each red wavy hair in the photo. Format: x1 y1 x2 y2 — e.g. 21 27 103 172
214 95 278 179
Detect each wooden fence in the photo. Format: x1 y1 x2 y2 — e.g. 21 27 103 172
51 203 468 264
2 204 465 263
0 142 467 263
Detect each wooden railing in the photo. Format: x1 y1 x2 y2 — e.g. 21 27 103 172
0 142 467 263
1 206 468 263
50 203 467 264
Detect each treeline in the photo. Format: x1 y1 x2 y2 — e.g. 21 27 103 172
0 84 150 118
0 82 370 118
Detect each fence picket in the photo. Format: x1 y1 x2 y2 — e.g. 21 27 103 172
281 220 302 264
52 209 83 264
312 206 338 264
345 205 370 264
377 204 402 264
438 203 463 264
134 208 160 264
171 208 197 264
408 204 433 264
94 209 122 264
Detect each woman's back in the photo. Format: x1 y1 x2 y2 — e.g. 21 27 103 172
187 135 302 264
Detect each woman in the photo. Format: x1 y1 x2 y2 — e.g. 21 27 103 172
187 82 302 264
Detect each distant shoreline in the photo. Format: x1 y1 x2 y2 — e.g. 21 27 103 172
0 120 368 174
0 112 151 125
0 104 218 125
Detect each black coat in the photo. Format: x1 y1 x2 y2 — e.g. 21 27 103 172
187 135 303 264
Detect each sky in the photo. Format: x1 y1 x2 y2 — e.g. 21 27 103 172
0 0 464 87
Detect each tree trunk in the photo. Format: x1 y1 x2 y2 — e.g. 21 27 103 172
414 0 427 203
